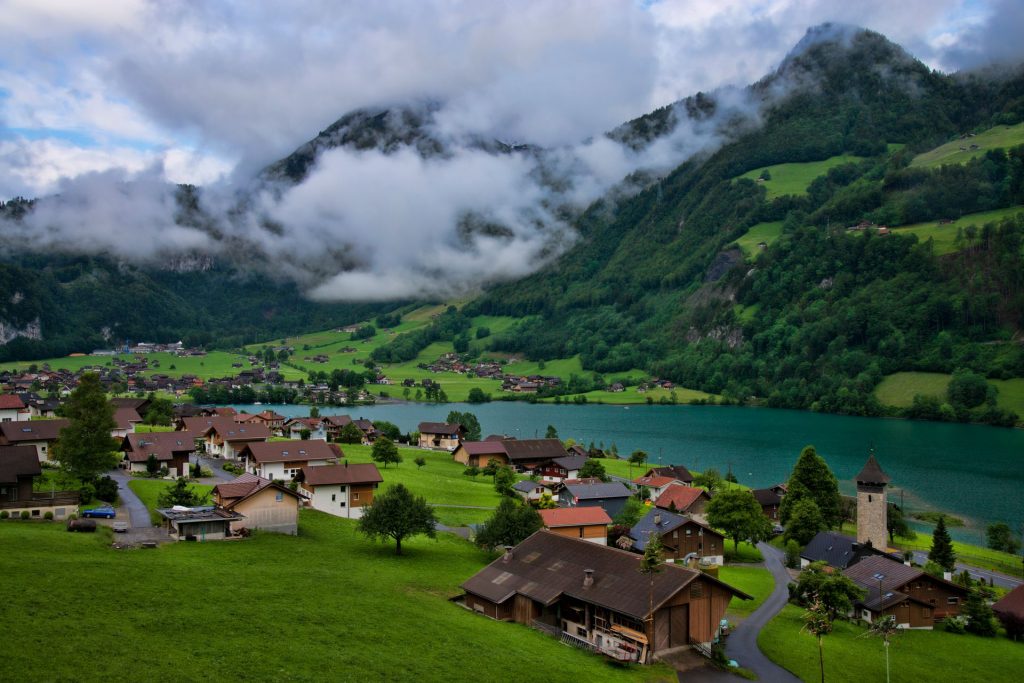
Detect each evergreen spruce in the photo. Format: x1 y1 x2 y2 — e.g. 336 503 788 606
928 515 957 572
52 373 119 481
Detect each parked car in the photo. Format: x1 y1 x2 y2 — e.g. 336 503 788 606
112 521 129 533
67 518 97 533
81 506 116 519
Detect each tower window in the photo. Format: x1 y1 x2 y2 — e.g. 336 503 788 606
868 495 872 502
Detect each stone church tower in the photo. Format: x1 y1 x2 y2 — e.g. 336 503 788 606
856 452 890 550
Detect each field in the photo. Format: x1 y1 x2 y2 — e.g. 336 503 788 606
0 517 672 682
128 479 214 524
734 221 784 259
758 603 1022 682
874 371 1024 418
910 122 1024 169
719 566 773 619
890 206 1024 255
0 351 256 378
738 155 864 199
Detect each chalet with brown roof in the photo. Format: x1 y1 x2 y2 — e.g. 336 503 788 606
538 507 611 545
418 422 464 450
240 440 341 481
0 445 79 519
843 555 968 628
0 419 69 463
298 462 382 519
111 406 143 439
653 485 711 517
642 466 694 485
453 440 510 467
751 486 785 520
993 584 1024 638
629 508 725 566
0 394 28 422
121 432 195 477
198 420 271 459
633 474 685 500
459 531 750 663
503 438 570 472
212 473 305 535
322 415 378 443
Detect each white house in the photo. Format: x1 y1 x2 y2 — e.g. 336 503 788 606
512 480 554 503
0 419 68 463
111 406 142 440
239 440 342 481
198 420 270 459
0 394 29 423
298 462 382 519
283 417 327 441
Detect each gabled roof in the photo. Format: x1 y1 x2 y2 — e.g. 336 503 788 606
0 394 26 410
122 432 196 462
539 507 612 528
501 438 567 462
856 454 890 485
213 473 305 508
460 531 750 620
512 480 551 494
563 481 632 500
241 440 342 464
459 441 508 456
653 484 709 512
633 475 678 488
201 420 271 442
644 465 693 483
418 422 463 435
322 414 353 427
801 531 894 570
751 487 783 507
551 455 589 471
301 463 382 486
113 407 143 430
843 555 966 610
156 505 244 524
0 445 41 483
993 584 1024 620
629 508 720 551
0 419 69 443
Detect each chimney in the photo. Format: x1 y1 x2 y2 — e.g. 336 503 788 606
654 513 661 526
583 569 594 588
502 545 513 563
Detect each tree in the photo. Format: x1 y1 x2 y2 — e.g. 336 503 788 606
779 446 841 529
309 406 320 418
986 522 1021 554
887 503 915 542
860 615 899 683
947 369 992 409
791 561 866 620
372 420 402 442
143 395 174 426
706 488 772 551
693 468 723 493
463 465 480 478
481 461 499 481
628 450 648 479
785 539 801 568
338 422 364 444
371 437 402 468
613 497 646 527
803 595 832 683
725 466 739 484
544 424 559 439
579 459 609 482
356 483 437 555
963 587 997 636
52 373 120 481
299 428 312 441
146 453 160 475
537 492 558 509
157 478 210 508
928 515 956 572
494 466 516 496
785 497 826 545
467 387 491 403
475 498 542 551
446 410 481 441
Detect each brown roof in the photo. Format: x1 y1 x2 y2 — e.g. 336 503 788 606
993 584 1024 620
633 475 678 488
301 463 382 486
113 407 143 430
856 454 890 485
459 441 509 456
843 555 965 610
0 445 41 483
213 473 304 507
501 438 566 463
241 440 342 464
461 530 750 619
322 415 353 427
538 508 612 528
751 488 782 507
123 432 196 462
0 394 26 410
418 422 463 436
0 419 69 443
645 465 694 483
654 485 710 512
201 420 271 442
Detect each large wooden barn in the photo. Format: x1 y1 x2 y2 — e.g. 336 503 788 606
459 530 750 663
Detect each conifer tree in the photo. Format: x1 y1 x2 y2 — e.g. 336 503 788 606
52 373 119 481
928 515 957 572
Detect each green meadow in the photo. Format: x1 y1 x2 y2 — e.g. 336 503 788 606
910 122 1024 169
734 221 784 259
719 566 773 619
874 371 1024 418
738 154 865 199
890 205 1024 255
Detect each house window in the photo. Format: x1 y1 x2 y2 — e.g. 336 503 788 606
690 583 704 598
947 597 959 605
275 492 283 502
31 509 40 517
579 528 584 538
331 494 336 502
923 607 932 618
868 495 872 502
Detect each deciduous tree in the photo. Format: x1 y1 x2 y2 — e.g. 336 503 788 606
357 483 437 555
785 497 826 546
446 410 481 441
371 437 402 468
493 465 516 496
475 498 542 551
52 373 119 481
779 446 841 529
706 488 773 551
579 459 609 482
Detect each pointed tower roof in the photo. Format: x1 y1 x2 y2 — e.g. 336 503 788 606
855 454 890 485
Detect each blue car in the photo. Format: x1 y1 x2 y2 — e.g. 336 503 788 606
81 506 116 519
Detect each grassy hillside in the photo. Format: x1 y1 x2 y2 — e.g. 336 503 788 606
875 371 1024 417
890 206 1024 255
738 154 864 199
910 122 1024 169
734 221 784 259
0 518 672 682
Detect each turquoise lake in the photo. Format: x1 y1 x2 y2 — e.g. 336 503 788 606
228 402 1024 545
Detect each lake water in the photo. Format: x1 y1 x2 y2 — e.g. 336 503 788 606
229 402 1024 544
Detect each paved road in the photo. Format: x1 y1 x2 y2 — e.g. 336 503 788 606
909 550 1022 589
722 543 800 683
108 469 152 529
197 456 235 483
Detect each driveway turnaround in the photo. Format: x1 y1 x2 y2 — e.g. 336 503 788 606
108 469 152 529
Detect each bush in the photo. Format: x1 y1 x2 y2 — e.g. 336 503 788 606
20 511 30 520
943 616 967 634
0 511 8 519
44 511 54 521
78 482 96 505
785 539 801 568
94 476 118 502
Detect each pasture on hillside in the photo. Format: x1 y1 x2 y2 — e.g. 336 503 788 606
737 154 865 199
910 122 1024 169
874 371 1024 418
889 206 1024 255
734 221 784 259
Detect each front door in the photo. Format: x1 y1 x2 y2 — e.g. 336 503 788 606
670 605 689 647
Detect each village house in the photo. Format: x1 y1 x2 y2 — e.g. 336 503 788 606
322 415 378 443
993 584 1024 636
111 406 143 440
0 419 69 463
418 422 465 450
459 531 750 663
535 455 590 483
121 432 195 477
298 462 382 519
800 531 896 570
558 481 633 519
842 555 969 628
641 465 694 485
750 485 786 520
628 509 725 566
632 474 685 500
503 439 573 473
512 480 555 503
0 445 79 519
0 394 29 422
452 440 510 467
284 417 327 441
538 507 611 545
197 420 271 459
212 473 306 535
111 397 152 421
239 440 342 481
156 506 245 541
653 484 711 518
237 409 286 434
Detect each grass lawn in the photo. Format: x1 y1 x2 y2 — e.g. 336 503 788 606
719 566 774 619
874 371 1024 418
724 541 764 564
738 155 864 199
0 517 673 682
128 479 214 524
734 221 784 259
910 123 1024 169
889 205 1024 255
759 603 1022 682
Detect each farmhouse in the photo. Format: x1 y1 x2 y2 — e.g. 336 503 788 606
0 394 29 422
459 531 750 663
111 406 143 439
239 440 341 480
632 474 684 500
322 415 378 443
0 445 79 519
452 440 510 467
843 555 968 628
298 462 382 519
212 473 305 535
0 419 69 463
239 410 286 433
284 417 327 441
653 485 711 517
536 455 589 483
641 466 694 485
198 420 271 459
538 507 611 545
156 506 245 542
800 531 895 570
558 481 632 519
993 584 1024 636
502 438 571 472
512 480 555 503
750 485 786 520
418 422 464 450
628 508 725 566
121 432 195 477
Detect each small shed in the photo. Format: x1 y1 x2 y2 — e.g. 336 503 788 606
156 506 245 541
